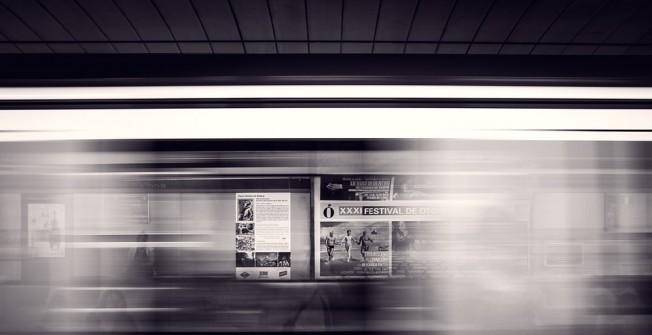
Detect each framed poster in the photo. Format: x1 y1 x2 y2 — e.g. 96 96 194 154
24 197 69 258
235 193 291 280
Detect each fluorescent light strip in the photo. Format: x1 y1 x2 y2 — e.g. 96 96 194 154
0 108 651 141
0 85 651 100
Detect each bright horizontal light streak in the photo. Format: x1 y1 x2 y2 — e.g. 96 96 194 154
0 85 651 100
72 242 211 248
0 108 651 141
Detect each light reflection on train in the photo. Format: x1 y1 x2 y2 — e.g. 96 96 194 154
1 139 652 334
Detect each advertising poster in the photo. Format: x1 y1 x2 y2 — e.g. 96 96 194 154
319 221 390 277
235 193 291 280
27 203 66 257
316 176 531 279
320 176 392 201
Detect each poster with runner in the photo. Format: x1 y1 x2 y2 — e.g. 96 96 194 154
315 176 531 279
235 193 291 280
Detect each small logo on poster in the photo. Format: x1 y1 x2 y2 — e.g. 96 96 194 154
323 204 335 218
240 272 250 278
279 270 288 277
258 271 269 279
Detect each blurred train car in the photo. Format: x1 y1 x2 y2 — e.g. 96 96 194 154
1 138 652 334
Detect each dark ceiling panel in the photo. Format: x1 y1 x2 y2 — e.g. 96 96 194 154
373 42 404 54
437 43 469 54
0 3 44 41
570 0 647 44
211 42 244 54
38 0 110 41
14 43 52 53
244 42 276 54
113 42 148 53
269 0 307 40
539 0 611 44
474 0 534 43
592 45 628 56
404 42 437 54
178 42 213 53
602 1 652 44
191 0 242 40
113 0 178 53
80 42 116 53
506 0 571 43
341 42 373 53
374 0 418 41
342 0 380 41
407 0 456 42
562 44 597 55
0 43 20 53
230 0 276 40
530 44 565 55
1 0 76 41
278 42 308 53
0 0 648 55
440 0 495 42
468 43 501 54
153 0 208 41
499 44 533 55
306 0 342 41
76 0 142 41
308 42 339 53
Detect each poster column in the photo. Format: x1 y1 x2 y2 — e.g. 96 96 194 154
235 193 291 280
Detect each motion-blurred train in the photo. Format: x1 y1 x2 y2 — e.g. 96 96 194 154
1 134 652 334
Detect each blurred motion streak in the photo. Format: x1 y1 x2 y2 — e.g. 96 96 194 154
1 139 652 334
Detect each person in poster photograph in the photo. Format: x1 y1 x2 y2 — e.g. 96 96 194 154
278 252 291 267
319 222 390 277
237 199 254 221
325 231 336 261
341 230 354 262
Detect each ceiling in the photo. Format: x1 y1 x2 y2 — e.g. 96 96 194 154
0 0 651 55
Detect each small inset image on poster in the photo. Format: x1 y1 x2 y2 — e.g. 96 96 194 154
255 252 278 267
278 252 291 267
320 176 392 201
319 221 390 278
237 198 254 221
236 222 255 235
28 203 65 257
236 235 255 252
236 252 255 267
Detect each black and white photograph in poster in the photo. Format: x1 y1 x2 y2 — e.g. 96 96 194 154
236 235 255 252
320 176 392 201
28 203 65 257
237 198 254 221
236 222 255 235
278 252 291 267
235 193 291 280
319 221 390 277
255 252 278 267
236 252 255 267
